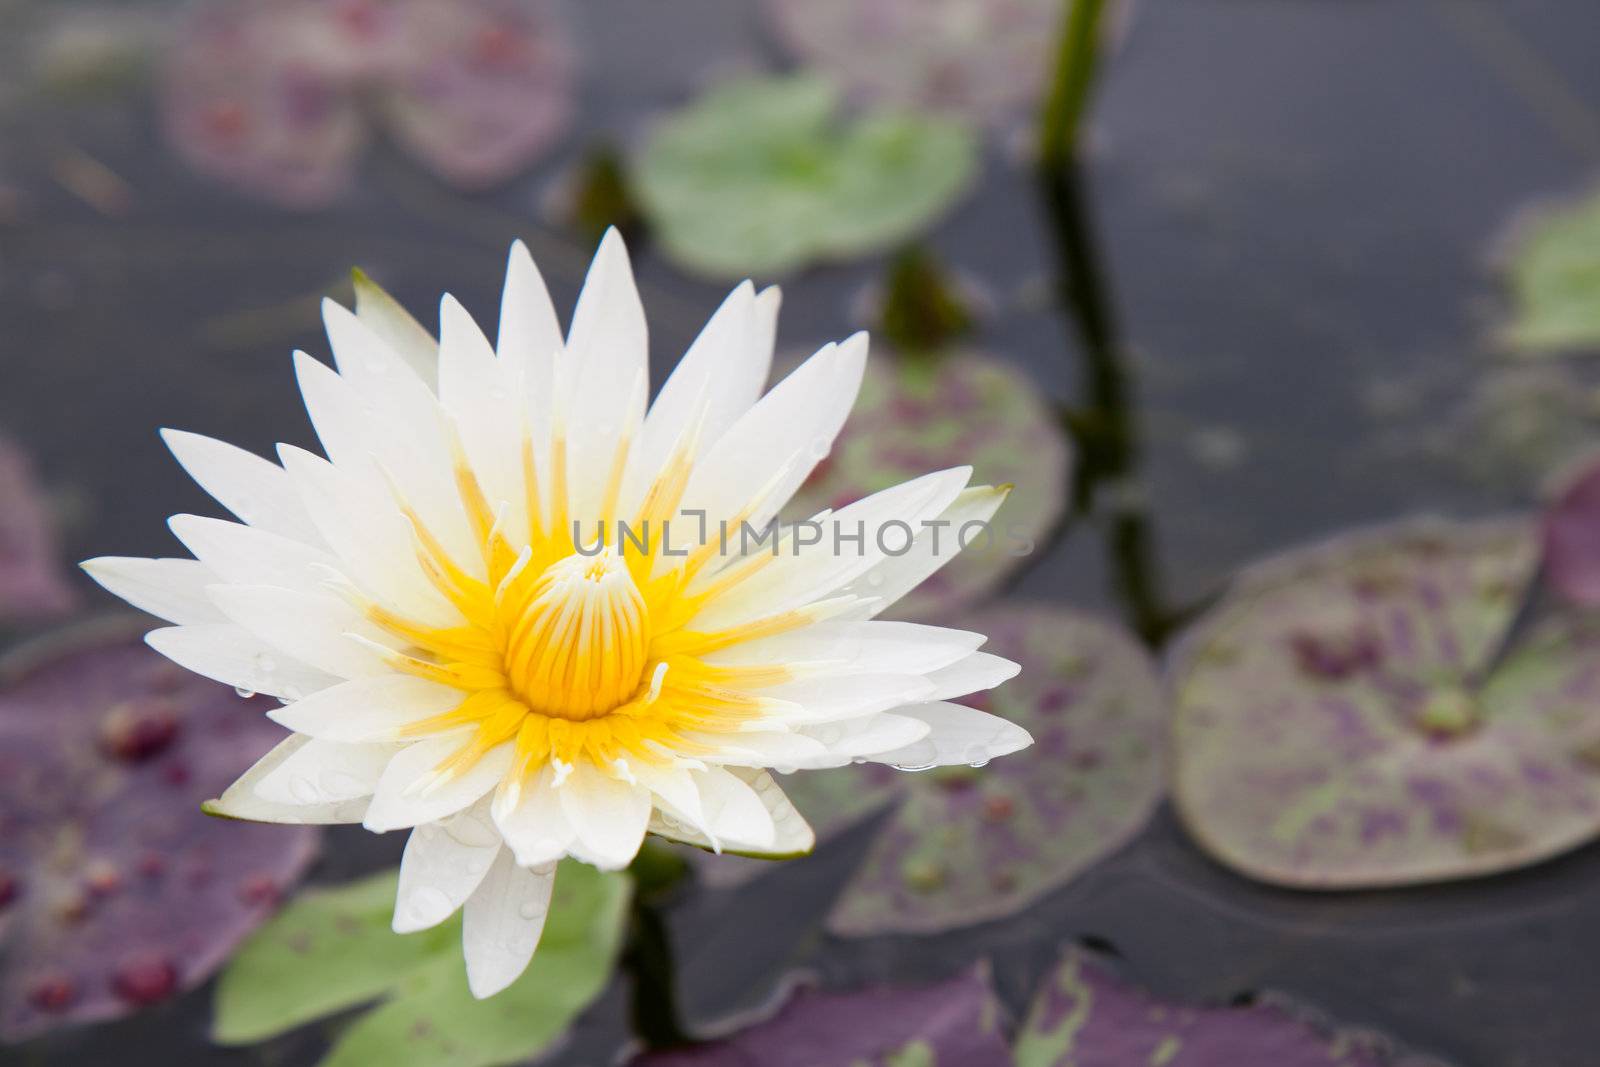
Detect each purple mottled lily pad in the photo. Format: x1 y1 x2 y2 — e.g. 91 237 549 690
0 437 75 624
162 0 574 208
786 352 1070 622
630 965 1010 1067
0 621 318 1041
1171 517 1600 889
704 606 1164 936
1014 947 1451 1066
1542 457 1600 607
763 0 1102 127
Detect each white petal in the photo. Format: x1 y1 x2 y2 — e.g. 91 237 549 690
863 700 1033 769
161 429 320 543
923 652 1021 702
207 584 393 680
796 713 931 769
498 240 562 384
462 850 556 999
145 623 340 701
839 485 1011 619
561 229 647 520
557 761 650 870
168 514 335 592
492 765 576 868
691 766 776 851
81 556 223 625
676 333 868 535
254 737 398 806
204 735 373 824
628 759 708 831
393 807 501 933
352 269 439 384
758 673 937 725
706 620 984 675
649 768 812 858
688 730 830 768
363 735 513 832
267 674 463 742
439 295 527 543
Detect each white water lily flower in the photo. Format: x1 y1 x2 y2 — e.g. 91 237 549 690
83 230 1030 998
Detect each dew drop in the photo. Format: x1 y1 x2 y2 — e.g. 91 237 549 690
288 777 321 803
809 435 831 460
866 571 886 588
890 761 938 773
964 744 991 769
517 899 543 920
254 653 277 673
234 687 257 700
404 886 452 927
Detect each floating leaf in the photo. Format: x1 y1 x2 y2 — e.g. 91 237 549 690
703 606 1164 936
0 622 317 1042
1542 457 1600 607
786 352 1069 621
764 0 1073 126
1497 185 1600 355
0 436 75 624
1014 947 1452 1066
163 0 575 208
634 75 977 278
629 965 1010 1066
1172 517 1600 889
214 862 630 1067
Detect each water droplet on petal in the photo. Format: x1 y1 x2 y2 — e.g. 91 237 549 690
809 435 831 460
517 899 542 920
404 886 452 927
234 687 257 699
288 777 320 803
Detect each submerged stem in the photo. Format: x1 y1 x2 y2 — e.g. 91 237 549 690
1038 0 1112 172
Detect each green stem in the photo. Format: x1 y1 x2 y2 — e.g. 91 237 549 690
622 843 692 1050
1038 0 1112 172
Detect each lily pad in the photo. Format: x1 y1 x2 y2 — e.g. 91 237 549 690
163 0 576 208
786 352 1069 621
1497 185 1600 355
213 862 630 1067
1014 946 1451 1066
1171 517 1600 889
763 0 1070 127
703 606 1164 937
1542 457 1600 607
634 74 977 278
0 435 75 624
0 621 318 1042
629 965 1010 1066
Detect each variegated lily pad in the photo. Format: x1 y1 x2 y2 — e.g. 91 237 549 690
0 436 75 624
786 352 1070 621
0 622 318 1041
763 0 1069 127
1542 457 1600 607
634 75 977 278
1014 947 1452 1066
1496 184 1600 355
702 606 1164 936
1172 517 1600 889
163 0 575 208
629 966 1010 1067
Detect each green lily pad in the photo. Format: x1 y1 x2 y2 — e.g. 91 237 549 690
703 606 1164 936
1497 185 1600 355
213 862 630 1067
1172 517 1600 889
1015 946 1453 1066
634 74 977 279
785 352 1070 621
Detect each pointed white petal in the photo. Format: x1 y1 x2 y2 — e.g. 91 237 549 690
759 673 937 724
838 485 1011 619
462 851 556 999
649 768 812 858
363 735 513 832
352 270 439 384
161 429 320 543
492 765 576 868
691 766 776 851
557 761 650 870
393 807 501 933
81 556 223 625
207 584 392 680
267 674 463 742
439 295 527 543
688 730 830 768
145 623 340 701
205 736 373 824
922 652 1020 702
253 737 398 806
498 239 561 396
628 759 708 832
862 700 1033 769
796 712 931 769
168 514 335 592
706 620 985 675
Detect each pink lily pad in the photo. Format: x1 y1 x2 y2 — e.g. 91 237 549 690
763 0 1073 127
0 436 76 624
0 621 318 1042
629 965 1010 1067
703 606 1164 937
162 0 575 209
1171 517 1600 889
786 352 1070 622
1014 947 1452 1066
1541 457 1600 607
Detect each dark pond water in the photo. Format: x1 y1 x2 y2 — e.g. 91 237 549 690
5 0 1600 1064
